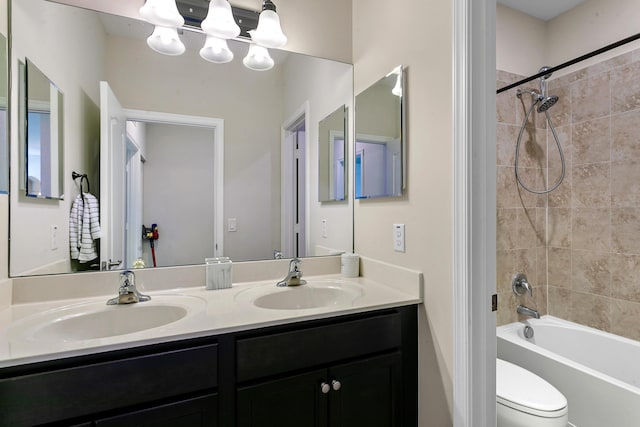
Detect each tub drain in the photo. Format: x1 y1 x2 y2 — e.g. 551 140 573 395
523 325 534 339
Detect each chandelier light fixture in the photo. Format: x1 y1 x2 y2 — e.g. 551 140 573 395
138 0 287 71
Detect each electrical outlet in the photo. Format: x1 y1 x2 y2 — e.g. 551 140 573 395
321 219 328 238
393 224 405 252
50 225 58 250
228 218 237 232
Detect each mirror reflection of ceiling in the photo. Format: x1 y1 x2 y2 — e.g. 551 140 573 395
497 0 587 20
9 0 353 277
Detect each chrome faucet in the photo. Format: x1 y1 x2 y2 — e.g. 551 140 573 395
517 304 540 319
107 270 151 305
277 258 307 287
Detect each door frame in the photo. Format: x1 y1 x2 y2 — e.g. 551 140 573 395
452 0 496 425
121 109 225 258
281 101 310 258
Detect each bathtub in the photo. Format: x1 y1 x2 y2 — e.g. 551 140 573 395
497 316 640 427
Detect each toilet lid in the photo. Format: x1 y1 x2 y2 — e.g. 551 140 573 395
496 359 568 417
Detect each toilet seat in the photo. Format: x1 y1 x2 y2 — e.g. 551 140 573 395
496 359 568 418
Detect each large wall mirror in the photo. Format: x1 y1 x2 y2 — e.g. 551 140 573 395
23 58 64 199
354 66 404 199
318 105 347 202
8 0 354 277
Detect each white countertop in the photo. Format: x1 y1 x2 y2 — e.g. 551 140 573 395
0 271 421 368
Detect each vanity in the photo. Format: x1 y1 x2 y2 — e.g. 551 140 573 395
0 259 422 427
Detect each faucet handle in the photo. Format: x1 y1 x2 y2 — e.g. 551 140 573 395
512 273 532 297
289 257 301 272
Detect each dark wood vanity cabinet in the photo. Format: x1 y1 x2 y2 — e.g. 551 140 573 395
0 305 417 427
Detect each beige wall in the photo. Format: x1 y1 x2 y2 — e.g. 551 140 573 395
52 0 352 63
547 0 640 76
496 4 546 76
353 0 453 424
498 0 640 78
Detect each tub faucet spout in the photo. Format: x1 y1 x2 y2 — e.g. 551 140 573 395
517 304 540 319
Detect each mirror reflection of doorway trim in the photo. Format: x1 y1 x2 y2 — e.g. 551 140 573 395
329 130 345 201
281 101 309 259
100 82 224 269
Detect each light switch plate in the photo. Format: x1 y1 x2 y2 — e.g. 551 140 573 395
321 219 328 238
228 218 237 232
393 224 405 252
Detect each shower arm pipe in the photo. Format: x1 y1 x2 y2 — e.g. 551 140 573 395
497 31 640 94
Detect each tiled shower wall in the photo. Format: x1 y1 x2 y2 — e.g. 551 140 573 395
496 50 640 342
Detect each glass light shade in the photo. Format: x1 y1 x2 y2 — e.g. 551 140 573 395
147 26 185 56
248 10 287 48
200 36 234 63
243 44 274 71
392 74 402 97
139 0 184 28
201 0 240 39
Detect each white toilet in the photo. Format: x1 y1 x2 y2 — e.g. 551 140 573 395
497 359 568 427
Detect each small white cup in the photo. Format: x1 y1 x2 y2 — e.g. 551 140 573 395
341 253 360 278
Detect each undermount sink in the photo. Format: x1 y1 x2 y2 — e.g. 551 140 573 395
9 295 205 342
237 279 364 310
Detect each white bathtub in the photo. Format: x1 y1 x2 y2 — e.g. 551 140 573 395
497 316 640 427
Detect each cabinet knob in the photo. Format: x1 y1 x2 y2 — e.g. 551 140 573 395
321 382 331 394
331 380 342 391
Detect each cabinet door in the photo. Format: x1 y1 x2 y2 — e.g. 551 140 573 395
237 369 328 427
328 352 402 427
94 393 218 427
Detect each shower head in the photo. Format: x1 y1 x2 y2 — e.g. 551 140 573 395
537 95 559 112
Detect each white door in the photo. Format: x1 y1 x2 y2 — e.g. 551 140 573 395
100 81 126 270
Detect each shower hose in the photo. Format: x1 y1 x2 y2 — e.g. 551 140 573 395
515 98 566 194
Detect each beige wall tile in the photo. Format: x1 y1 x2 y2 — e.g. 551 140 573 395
497 82 518 125
547 124 572 172
612 109 640 161
536 246 548 287
497 166 520 209
516 95 547 130
547 85 571 127
570 291 611 332
548 208 571 248
572 162 611 208
517 207 545 248
497 250 515 294
514 248 538 286
515 168 547 208
610 299 640 341
571 73 611 123
515 126 547 168
612 207 640 254
548 247 571 288
571 250 611 296
610 253 640 303
497 208 519 251
611 159 640 208
548 286 572 320
496 123 519 166
572 208 611 252
572 116 611 165
611 61 640 113
497 291 518 326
